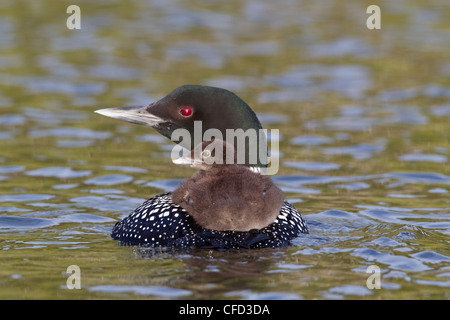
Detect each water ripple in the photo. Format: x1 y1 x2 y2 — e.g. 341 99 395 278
0 194 55 202
0 216 57 230
352 248 431 272
26 167 92 179
88 285 191 298
84 174 134 186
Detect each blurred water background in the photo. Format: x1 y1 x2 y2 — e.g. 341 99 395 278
0 0 449 299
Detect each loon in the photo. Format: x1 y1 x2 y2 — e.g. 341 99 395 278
95 85 308 249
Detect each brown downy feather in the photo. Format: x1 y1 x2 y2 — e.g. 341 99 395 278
172 141 284 231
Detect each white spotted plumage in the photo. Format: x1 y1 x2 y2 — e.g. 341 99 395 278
111 192 308 249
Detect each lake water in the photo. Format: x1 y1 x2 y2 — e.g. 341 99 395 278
0 0 449 299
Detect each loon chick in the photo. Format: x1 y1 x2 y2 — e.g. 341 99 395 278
172 140 285 232
95 85 308 249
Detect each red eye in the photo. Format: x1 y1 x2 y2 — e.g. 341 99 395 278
180 107 193 117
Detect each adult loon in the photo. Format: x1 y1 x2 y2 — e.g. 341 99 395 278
95 85 308 249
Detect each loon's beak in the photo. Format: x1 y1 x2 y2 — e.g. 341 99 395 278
95 106 164 128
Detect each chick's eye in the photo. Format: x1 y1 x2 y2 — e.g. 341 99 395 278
201 150 211 158
180 107 193 117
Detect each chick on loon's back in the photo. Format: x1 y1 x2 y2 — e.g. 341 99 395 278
96 85 308 249
172 140 286 232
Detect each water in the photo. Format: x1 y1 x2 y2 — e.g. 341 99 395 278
0 0 449 299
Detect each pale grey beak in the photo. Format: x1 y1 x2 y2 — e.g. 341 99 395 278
172 156 195 166
95 106 164 128
172 150 206 169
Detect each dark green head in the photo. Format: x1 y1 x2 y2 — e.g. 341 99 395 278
96 85 267 167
